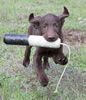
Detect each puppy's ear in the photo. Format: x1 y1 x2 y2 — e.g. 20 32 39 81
29 13 34 22
29 13 41 24
58 7 69 20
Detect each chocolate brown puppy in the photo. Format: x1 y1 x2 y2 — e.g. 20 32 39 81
23 7 69 87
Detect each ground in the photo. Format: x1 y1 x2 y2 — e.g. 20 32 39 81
0 0 86 100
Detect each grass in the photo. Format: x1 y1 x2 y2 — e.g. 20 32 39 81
71 46 86 72
0 0 86 100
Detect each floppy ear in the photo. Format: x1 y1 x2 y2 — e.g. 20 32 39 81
58 7 69 20
29 13 41 24
29 13 34 22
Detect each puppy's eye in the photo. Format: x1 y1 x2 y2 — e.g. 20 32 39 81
43 23 48 28
54 23 59 27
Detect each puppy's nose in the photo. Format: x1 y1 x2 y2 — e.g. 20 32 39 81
48 36 57 42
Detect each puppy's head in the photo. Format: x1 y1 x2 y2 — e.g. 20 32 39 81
29 7 69 42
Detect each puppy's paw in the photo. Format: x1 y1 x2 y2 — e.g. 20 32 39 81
39 73 49 87
53 54 68 65
58 56 68 65
23 60 30 67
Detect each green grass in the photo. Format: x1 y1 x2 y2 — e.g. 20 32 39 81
71 46 86 72
0 0 86 100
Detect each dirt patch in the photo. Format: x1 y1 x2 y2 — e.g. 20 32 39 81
63 29 86 45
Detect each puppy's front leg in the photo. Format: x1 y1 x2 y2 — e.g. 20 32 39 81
23 46 32 67
33 49 49 87
53 47 68 65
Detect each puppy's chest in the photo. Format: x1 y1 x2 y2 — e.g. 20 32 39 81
40 48 57 57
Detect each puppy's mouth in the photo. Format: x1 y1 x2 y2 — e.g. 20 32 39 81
44 37 58 42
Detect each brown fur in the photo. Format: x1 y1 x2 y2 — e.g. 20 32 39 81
23 7 69 87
